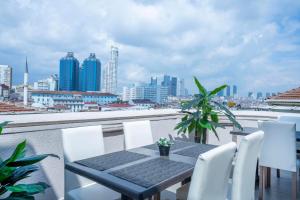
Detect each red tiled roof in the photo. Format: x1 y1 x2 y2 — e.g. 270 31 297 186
107 103 133 108
132 99 155 104
31 90 117 97
0 103 35 112
270 87 300 100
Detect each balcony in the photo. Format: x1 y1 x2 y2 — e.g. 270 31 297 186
0 109 299 200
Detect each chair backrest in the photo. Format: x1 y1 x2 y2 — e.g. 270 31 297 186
278 115 300 132
187 142 237 200
123 120 153 150
231 131 264 200
258 121 296 172
61 125 105 191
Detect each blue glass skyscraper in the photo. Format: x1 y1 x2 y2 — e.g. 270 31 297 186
59 52 79 91
171 77 177 96
80 53 101 91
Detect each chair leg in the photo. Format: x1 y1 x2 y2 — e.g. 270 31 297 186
154 193 160 200
259 166 265 200
277 169 280 178
266 167 271 188
292 172 297 200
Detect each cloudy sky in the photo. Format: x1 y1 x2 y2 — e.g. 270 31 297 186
0 0 300 95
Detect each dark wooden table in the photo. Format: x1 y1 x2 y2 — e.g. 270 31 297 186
65 141 217 200
230 127 259 142
230 127 300 143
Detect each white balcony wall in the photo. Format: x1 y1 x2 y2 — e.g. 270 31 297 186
0 110 298 199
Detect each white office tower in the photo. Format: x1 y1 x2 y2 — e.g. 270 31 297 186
103 46 119 94
23 58 29 106
122 86 130 101
0 65 12 89
34 75 58 91
178 78 185 96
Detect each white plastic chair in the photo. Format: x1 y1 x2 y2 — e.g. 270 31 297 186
176 142 237 200
123 120 154 150
231 131 264 200
62 125 120 200
258 121 297 200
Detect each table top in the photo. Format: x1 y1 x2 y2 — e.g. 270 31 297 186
230 127 259 136
230 127 300 141
65 140 217 200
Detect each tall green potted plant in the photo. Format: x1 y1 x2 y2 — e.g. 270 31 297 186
0 121 59 199
175 77 242 143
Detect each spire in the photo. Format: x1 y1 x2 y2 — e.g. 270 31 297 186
25 57 28 73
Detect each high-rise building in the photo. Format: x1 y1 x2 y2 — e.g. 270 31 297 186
266 92 271 98
150 77 157 86
257 92 263 99
248 92 254 98
161 75 178 96
233 85 237 97
122 86 130 101
103 46 119 94
34 75 58 91
161 75 171 87
226 85 231 97
80 53 101 91
0 65 12 89
23 58 29 106
178 78 185 96
171 77 177 96
122 84 167 104
59 52 79 91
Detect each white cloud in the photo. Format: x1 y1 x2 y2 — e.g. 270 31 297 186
0 0 299 95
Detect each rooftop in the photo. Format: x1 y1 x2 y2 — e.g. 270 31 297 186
31 90 117 97
267 87 300 106
0 109 299 200
0 102 35 113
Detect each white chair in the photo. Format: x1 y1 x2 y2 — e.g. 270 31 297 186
231 131 264 200
258 121 297 200
277 115 300 176
62 125 120 200
278 115 300 152
123 120 154 150
176 142 237 200
278 116 300 131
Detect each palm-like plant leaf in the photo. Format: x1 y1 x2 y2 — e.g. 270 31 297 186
1 140 26 168
2 165 39 185
175 78 242 143
0 121 11 135
6 182 50 194
193 77 207 95
224 113 243 130
209 85 227 96
7 154 60 167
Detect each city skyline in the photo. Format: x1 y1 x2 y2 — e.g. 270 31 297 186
0 0 300 95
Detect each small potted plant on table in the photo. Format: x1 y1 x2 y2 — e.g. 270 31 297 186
157 137 173 156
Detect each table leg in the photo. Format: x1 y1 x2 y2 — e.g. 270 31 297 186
277 169 280 178
292 172 297 200
181 177 191 185
232 135 237 143
259 166 265 200
154 193 161 200
256 161 259 183
266 167 271 188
